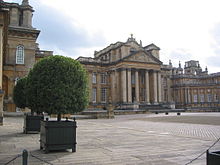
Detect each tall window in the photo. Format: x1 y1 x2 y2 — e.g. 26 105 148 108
200 94 204 103
101 73 107 84
16 45 24 64
92 73 96 84
101 88 107 102
207 94 212 102
193 95 198 103
92 88 96 103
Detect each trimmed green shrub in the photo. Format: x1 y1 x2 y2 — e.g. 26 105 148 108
13 77 27 109
26 55 88 120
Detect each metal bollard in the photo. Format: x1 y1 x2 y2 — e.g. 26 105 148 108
22 149 28 165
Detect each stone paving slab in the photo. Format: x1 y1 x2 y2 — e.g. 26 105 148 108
0 113 220 165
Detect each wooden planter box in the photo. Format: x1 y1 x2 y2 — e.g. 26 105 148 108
23 114 43 133
40 120 77 153
207 150 220 165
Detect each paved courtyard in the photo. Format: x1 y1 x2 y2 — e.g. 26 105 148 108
0 112 220 165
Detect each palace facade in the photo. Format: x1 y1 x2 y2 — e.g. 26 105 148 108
78 36 220 111
172 60 220 110
1 1 219 126
0 0 53 124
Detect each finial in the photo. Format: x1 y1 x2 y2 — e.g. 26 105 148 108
22 0 29 6
179 61 181 68
140 40 142 47
130 33 133 39
205 66 208 71
169 59 172 66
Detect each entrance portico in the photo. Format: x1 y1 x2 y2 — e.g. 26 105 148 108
114 68 162 106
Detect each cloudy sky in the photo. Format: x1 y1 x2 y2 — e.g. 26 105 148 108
5 0 220 73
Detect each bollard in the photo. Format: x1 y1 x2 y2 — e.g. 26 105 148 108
22 149 28 165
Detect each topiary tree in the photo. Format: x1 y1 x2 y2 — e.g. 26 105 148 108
26 55 89 121
13 77 27 109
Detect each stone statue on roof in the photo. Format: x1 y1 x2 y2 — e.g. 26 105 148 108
22 0 29 6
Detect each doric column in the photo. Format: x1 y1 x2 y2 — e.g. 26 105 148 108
116 70 120 102
187 88 190 103
185 88 188 104
167 78 172 102
127 69 132 103
153 71 158 104
110 70 116 103
135 70 139 102
121 69 127 103
157 72 162 103
145 70 150 104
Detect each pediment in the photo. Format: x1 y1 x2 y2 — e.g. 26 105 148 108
124 51 161 64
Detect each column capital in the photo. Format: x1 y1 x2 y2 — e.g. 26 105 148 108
144 69 150 72
116 68 127 72
131 68 141 72
154 70 161 73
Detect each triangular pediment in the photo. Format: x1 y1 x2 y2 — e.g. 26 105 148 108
123 51 162 64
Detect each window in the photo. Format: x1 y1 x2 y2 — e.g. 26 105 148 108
92 88 96 103
92 73 96 84
163 78 167 86
16 45 24 64
101 88 107 102
207 94 212 102
130 47 136 52
101 73 107 84
200 94 204 103
193 95 198 103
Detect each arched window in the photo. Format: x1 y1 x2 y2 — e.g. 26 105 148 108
16 45 24 64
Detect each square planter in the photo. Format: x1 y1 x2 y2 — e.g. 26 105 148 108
207 150 220 165
40 119 77 153
23 114 43 133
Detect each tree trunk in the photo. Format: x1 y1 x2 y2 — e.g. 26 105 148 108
57 113 61 121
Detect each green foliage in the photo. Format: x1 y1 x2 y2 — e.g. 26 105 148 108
26 55 89 115
13 77 27 109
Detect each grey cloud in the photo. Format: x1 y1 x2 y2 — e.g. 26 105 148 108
31 1 107 57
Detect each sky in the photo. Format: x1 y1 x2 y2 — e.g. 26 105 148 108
4 0 220 73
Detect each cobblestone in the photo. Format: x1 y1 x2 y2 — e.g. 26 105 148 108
0 113 220 165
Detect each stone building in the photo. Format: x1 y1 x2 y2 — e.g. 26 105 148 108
0 3 9 125
0 0 53 118
78 35 170 110
171 60 220 110
78 36 220 111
